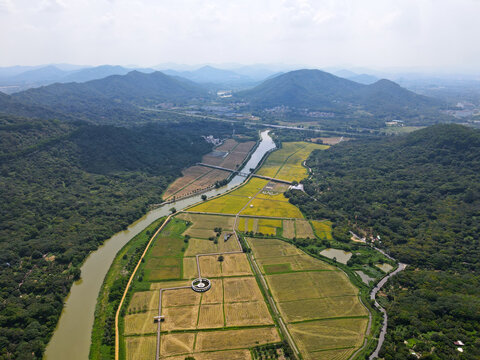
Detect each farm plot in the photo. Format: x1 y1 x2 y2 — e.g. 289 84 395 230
311 220 333 240
256 142 328 182
295 219 315 238
225 301 273 326
257 218 282 235
160 333 195 357
187 178 269 215
127 291 159 313
289 318 368 360
202 151 228 166
184 237 238 257
194 327 280 352
187 193 250 214
282 220 295 239
248 238 367 360
177 169 230 196
143 218 189 281
125 335 157 360
163 165 210 199
241 198 303 218
216 138 238 152
161 350 251 360
199 253 252 278
256 182 289 201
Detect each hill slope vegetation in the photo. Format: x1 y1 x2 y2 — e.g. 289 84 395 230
286 124 480 359
238 69 444 124
10 71 209 124
0 115 248 359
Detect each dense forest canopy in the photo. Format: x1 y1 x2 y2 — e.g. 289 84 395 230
287 124 480 359
0 115 254 359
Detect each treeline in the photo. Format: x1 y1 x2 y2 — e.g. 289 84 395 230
287 124 480 359
0 115 254 359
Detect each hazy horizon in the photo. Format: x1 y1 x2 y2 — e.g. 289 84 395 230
1 0 479 73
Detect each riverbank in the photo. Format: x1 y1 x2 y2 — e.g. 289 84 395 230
89 218 167 359
44 130 275 360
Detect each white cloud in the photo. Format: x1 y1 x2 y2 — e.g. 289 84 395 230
0 0 479 72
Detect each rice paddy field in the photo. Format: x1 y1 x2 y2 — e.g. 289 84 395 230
163 166 230 200
256 142 329 182
202 140 256 170
122 213 280 359
311 220 334 240
121 142 367 360
163 139 255 200
248 238 368 360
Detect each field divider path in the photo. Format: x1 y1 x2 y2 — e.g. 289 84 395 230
114 214 174 360
155 286 190 360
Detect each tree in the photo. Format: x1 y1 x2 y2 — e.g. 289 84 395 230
218 255 224 262
169 207 176 214
201 194 207 201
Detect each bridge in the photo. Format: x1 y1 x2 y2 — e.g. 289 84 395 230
196 163 294 185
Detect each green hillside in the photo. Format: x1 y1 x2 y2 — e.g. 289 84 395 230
0 115 248 359
238 69 444 124
287 124 480 359
11 71 209 124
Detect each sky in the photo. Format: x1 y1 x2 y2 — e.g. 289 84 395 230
0 0 479 72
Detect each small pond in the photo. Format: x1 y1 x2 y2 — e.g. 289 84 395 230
319 248 352 264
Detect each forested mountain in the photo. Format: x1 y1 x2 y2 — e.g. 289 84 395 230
0 91 73 121
239 69 443 120
10 71 209 124
287 124 480 359
0 115 248 359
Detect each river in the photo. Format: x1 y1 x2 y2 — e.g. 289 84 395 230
44 130 276 360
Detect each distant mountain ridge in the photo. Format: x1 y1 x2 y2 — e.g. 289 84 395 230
11 70 209 124
163 65 254 84
238 69 441 118
0 65 156 93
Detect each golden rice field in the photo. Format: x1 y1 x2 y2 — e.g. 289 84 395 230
187 193 250 214
125 335 156 360
311 220 334 240
123 141 365 360
240 198 303 218
289 318 368 360
248 238 367 360
256 142 328 182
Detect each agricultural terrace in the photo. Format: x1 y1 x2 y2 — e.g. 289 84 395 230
248 238 369 360
256 142 329 182
163 139 255 200
121 214 280 360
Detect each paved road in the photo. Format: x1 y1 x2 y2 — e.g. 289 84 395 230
369 263 407 359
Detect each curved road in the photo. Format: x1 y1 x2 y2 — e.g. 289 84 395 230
369 262 407 359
